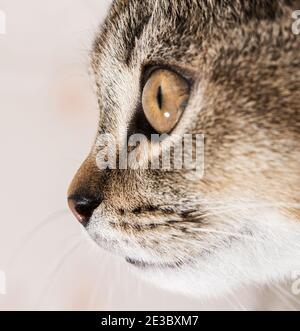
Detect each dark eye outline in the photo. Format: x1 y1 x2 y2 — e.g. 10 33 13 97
140 64 194 93
127 64 193 140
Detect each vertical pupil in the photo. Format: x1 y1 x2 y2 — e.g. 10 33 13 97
157 85 163 109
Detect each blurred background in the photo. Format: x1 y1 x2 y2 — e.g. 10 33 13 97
0 0 299 310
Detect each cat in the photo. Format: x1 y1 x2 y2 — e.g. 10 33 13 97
68 0 300 298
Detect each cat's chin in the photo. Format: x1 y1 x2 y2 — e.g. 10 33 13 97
129 261 237 299
124 261 223 299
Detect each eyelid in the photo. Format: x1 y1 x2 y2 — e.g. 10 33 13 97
141 64 193 92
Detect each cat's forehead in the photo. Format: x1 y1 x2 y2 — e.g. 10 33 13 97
91 0 200 71
91 0 287 73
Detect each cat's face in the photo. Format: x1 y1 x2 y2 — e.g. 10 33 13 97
68 0 300 297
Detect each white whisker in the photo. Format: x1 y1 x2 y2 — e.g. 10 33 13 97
191 228 262 242
35 238 84 309
268 286 298 310
273 284 300 308
7 209 70 269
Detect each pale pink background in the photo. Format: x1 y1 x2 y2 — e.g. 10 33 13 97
0 0 298 310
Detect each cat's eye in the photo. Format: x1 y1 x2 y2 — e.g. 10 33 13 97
142 69 190 134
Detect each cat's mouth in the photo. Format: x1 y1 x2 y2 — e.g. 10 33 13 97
125 257 184 270
87 227 185 270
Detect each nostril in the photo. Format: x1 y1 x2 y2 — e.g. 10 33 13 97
68 194 102 226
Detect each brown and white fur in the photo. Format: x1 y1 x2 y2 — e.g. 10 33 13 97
68 0 300 298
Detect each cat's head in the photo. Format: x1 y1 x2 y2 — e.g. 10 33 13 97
68 0 300 297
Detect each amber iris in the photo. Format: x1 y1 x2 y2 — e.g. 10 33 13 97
142 69 190 134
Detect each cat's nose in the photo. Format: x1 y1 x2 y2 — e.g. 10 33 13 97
68 155 103 226
68 194 102 226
